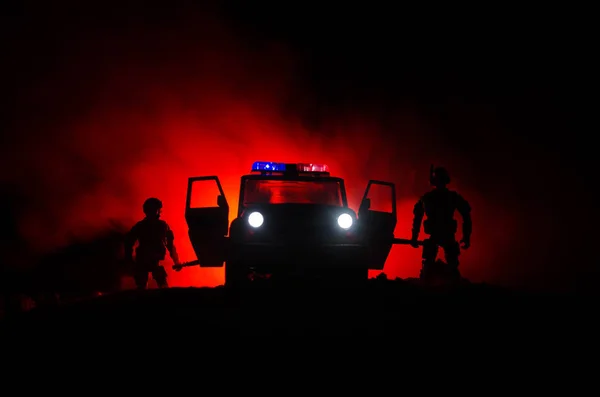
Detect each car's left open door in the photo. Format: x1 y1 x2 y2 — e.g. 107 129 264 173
358 180 397 270
185 176 229 267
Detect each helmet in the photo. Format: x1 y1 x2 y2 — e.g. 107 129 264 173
143 197 163 215
430 166 451 186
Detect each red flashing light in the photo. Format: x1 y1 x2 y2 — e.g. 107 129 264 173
297 163 329 173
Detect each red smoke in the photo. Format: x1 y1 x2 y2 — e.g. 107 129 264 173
1 8 523 289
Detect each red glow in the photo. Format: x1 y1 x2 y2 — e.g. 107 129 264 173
1 13 520 289
146 115 408 288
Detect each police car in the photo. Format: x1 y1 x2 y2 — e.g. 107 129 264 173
179 161 398 286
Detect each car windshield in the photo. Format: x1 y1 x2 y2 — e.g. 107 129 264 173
243 179 342 206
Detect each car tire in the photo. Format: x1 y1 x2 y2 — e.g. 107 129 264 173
224 261 250 288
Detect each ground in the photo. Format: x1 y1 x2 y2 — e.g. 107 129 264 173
2 276 595 337
1 276 597 388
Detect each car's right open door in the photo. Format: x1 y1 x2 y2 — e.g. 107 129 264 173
185 176 229 267
358 180 397 270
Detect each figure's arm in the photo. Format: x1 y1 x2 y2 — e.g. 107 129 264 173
165 225 180 265
456 194 472 247
411 198 425 241
123 224 138 261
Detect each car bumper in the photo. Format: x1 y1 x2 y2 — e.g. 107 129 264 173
229 242 370 271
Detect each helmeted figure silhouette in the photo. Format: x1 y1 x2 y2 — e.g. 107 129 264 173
124 198 180 289
411 166 472 281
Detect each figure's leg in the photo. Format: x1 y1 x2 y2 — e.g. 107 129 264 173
443 239 461 280
420 238 438 280
134 270 149 290
152 265 168 288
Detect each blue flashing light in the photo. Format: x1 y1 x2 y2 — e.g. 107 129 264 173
252 161 287 172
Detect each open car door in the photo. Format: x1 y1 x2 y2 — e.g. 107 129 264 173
358 180 397 270
185 176 229 267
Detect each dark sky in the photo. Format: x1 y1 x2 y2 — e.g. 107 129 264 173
1 2 596 291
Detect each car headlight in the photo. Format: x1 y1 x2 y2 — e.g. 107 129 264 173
337 213 353 229
248 211 264 228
